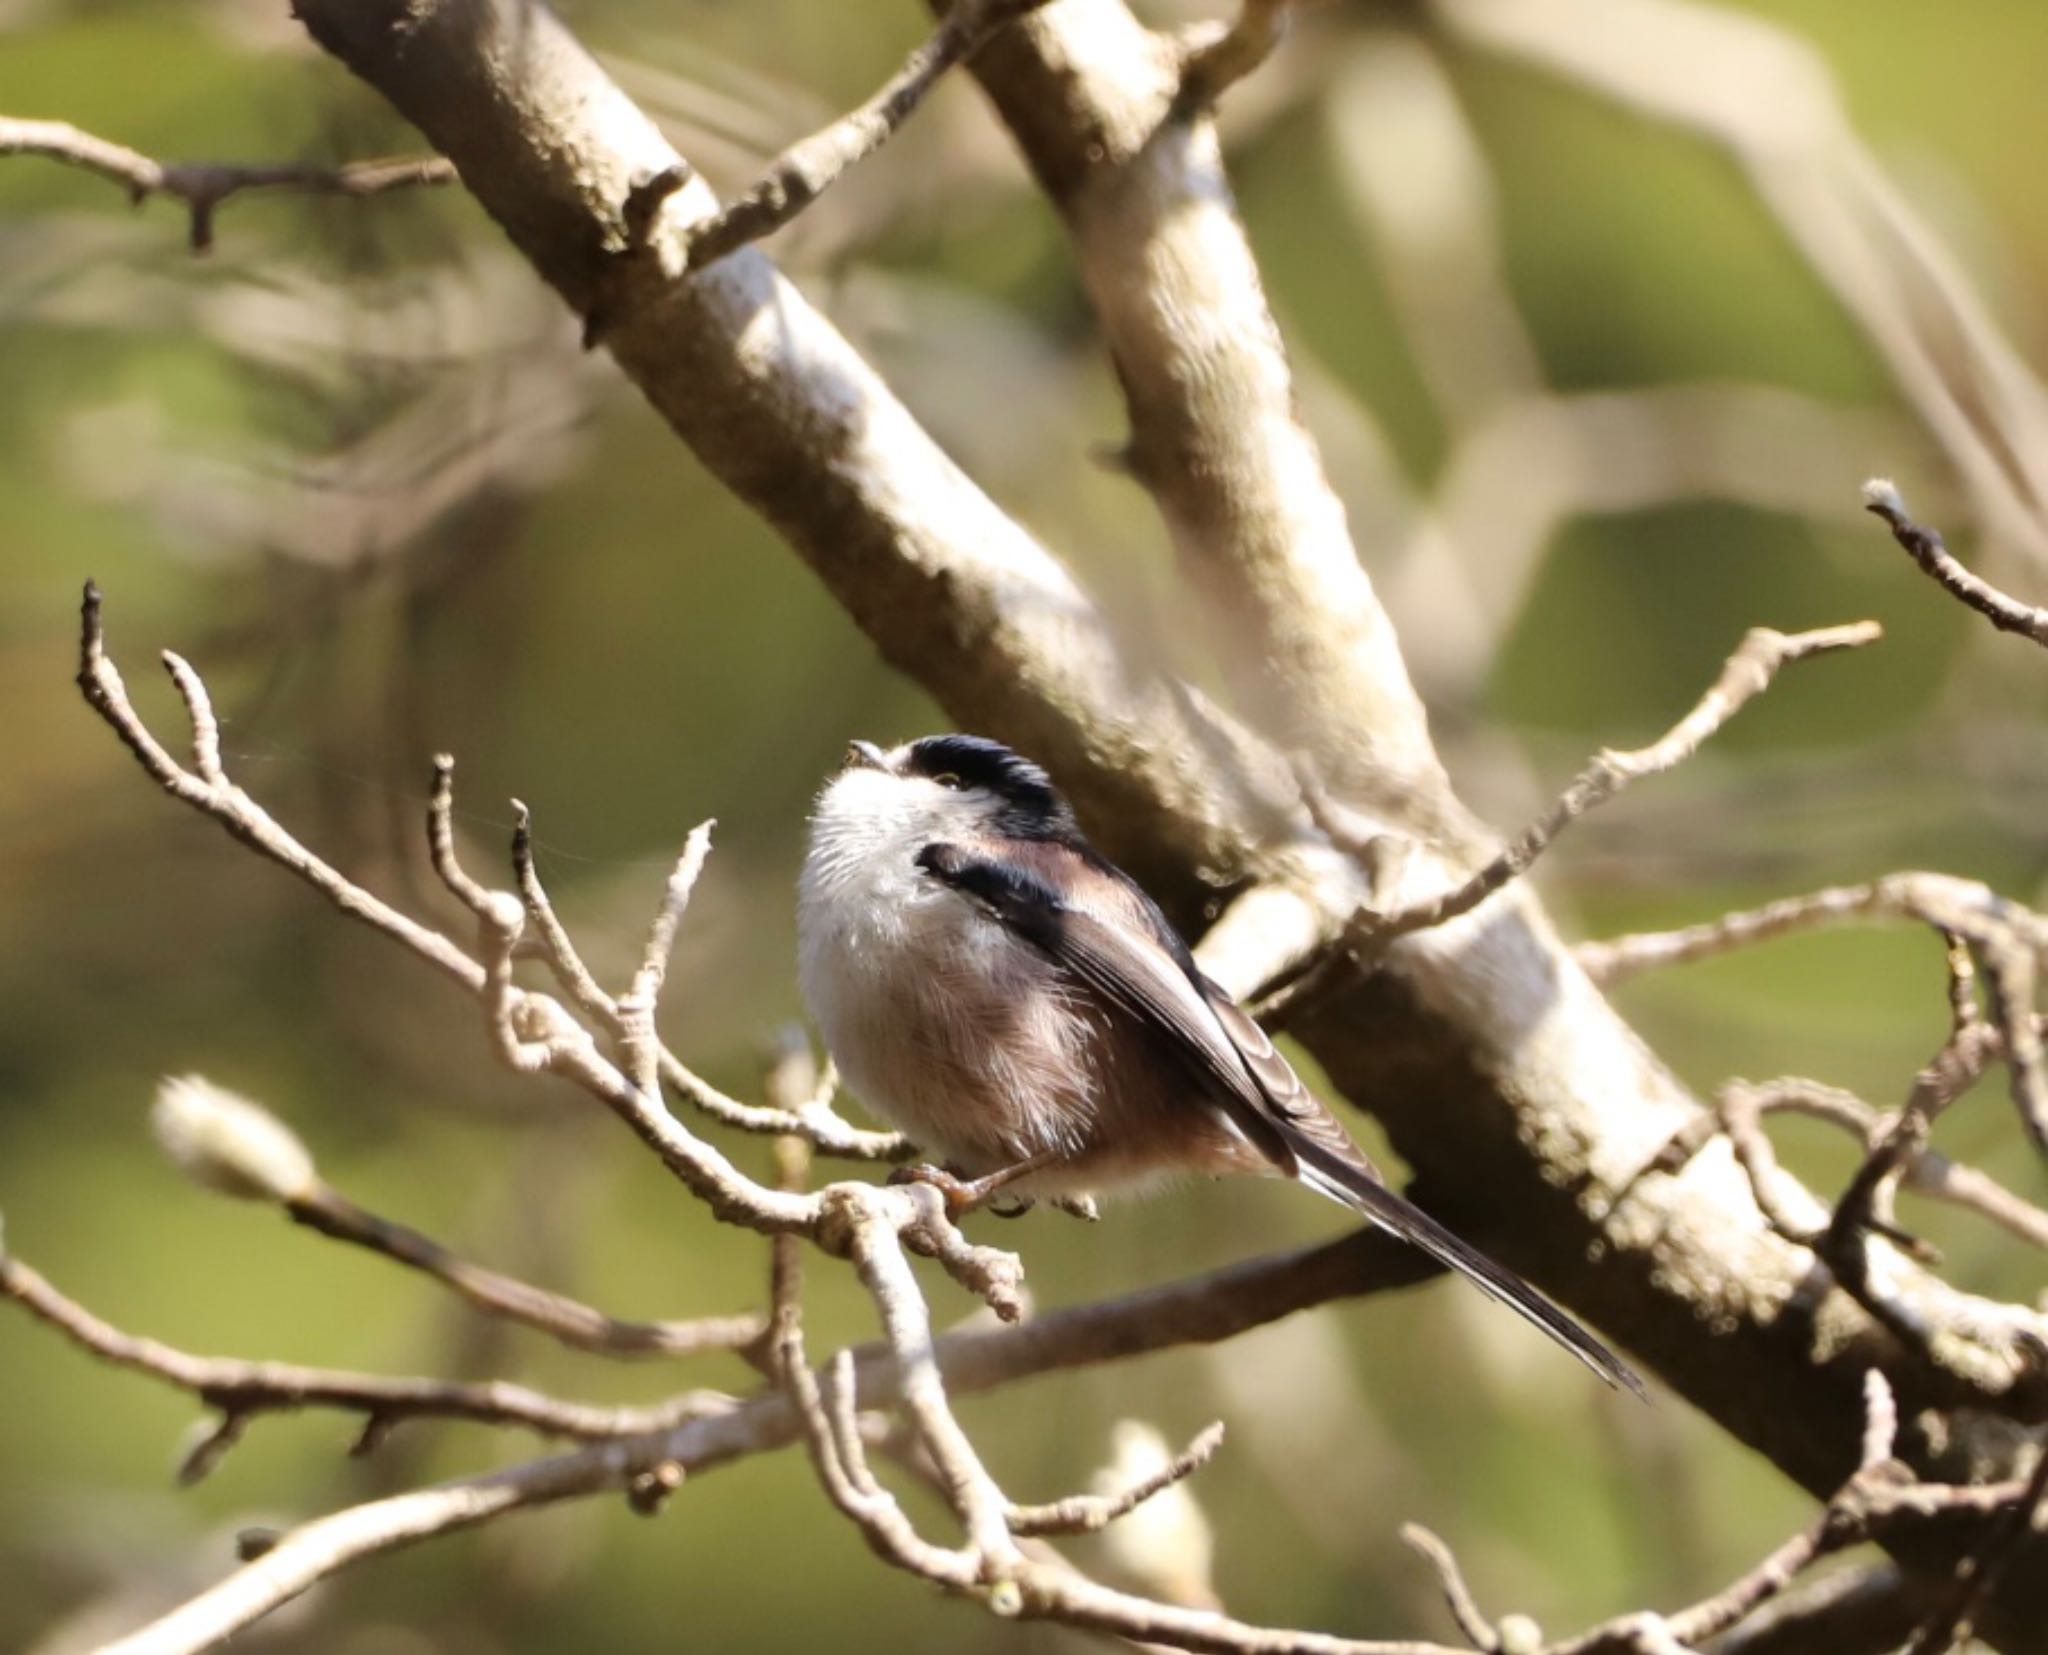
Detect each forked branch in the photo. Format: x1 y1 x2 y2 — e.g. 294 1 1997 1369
0 115 452 250
1293 621 1880 976
681 0 1052 271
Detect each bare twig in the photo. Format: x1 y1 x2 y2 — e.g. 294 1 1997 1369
1009 1422 1226 1537
0 115 452 251
1864 478 2048 647
79 587 1023 1316
152 1071 766 1359
682 0 1050 271
1821 1025 2008 1359
1706 1565 1936 1655
1979 934 2048 1154
1318 622 1880 946
616 820 717 1095
510 800 907 1160
784 1203 1471 1653
1528 1374 1998 1655
773 1245 984 1589
1401 1524 1499 1650
92 1430 707 1655
843 1207 1022 1571
1176 0 1294 111
78 584 484 991
1643 1072 2048 1262
0 1253 732 1462
1577 872 2048 987
1902 1444 2048 1655
285 1184 766 1359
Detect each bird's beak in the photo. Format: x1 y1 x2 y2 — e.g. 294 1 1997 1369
842 740 890 774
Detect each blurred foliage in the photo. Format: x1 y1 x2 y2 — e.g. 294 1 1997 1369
3 1 2047 1651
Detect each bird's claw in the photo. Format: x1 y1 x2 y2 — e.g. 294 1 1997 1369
887 1161 982 1218
887 1161 1043 1220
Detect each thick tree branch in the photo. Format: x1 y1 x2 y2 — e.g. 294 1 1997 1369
966 0 1454 823
294 0 1288 916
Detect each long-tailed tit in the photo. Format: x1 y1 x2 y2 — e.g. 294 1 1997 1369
798 734 1642 1394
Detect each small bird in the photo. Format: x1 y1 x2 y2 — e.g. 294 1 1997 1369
798 734 1642 1394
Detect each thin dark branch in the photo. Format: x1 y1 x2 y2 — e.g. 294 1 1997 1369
0 1253 733 1462
682 0 1052 271
1706 1565 1936 1655
285 1185 766 1360
1864 479 2048 647
510 799 907 1161
1312 622 1880 948
1902 1447 2048 1655
0 115 453 251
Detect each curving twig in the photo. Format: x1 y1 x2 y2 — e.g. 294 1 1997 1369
510 802 905 1159
0 115 452 251
1008 1421 1226 1537
1176 0 1295 111
1300 622 1879 960
0 1253 734 1474
1581 868 2048 1160
1864 477 2048 648
1642 1075 2048 1256
1404 1373 2043 1655
286 1185 767 1360
1576 872 2048 987
78 587 1019 1316
151 1072 766 1360
682 0 1052 271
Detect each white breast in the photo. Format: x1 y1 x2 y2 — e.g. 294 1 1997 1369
796 771 1096 1170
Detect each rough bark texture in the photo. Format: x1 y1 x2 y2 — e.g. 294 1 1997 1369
291 0 2048 1642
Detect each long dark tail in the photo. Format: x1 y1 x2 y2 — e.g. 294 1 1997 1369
1292 1138 1646 1398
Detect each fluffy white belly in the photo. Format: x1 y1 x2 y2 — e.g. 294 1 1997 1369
798 855 1097 1171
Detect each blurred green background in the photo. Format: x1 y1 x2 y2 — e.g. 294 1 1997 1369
4 0 2047 1650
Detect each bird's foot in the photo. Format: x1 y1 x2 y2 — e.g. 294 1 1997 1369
887 1156 1057 1219
886 1161 993 1218
1050 1194 1100 1222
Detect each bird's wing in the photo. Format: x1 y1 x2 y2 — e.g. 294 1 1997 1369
916 837 1645 1397
913 840 1293 1161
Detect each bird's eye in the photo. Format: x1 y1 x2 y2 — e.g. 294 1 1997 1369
930 772 963 790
